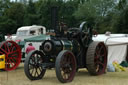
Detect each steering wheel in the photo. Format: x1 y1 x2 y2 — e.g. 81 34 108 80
79 21 92 47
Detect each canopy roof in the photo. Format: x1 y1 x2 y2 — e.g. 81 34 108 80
24 34 50 42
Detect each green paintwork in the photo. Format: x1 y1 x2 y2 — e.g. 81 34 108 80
24 34 50 42
17 41 25 48
61 40 73 51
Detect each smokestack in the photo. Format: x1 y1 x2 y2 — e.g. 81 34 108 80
51 6 58 35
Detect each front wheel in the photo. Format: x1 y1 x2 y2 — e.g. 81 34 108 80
24 50 46 80
55 50 76 83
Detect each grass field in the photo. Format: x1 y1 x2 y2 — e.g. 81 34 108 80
0 63 128 85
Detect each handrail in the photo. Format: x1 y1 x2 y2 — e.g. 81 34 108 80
104 35 128 46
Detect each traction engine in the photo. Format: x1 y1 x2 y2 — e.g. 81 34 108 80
24 21 107 83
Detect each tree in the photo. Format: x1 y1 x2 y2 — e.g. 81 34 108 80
109 0 128 33
23 0 40 25
118 0 127 10
74 0 116 33
114 6 128 33
0 15 17 34
4 2 25 27
0 0 123 34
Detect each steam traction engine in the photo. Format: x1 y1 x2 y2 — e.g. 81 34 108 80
24 21 107 83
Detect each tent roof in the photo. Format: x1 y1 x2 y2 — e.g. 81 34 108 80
93 34 128 45
24 34 50 42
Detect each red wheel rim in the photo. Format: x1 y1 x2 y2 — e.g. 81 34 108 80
94 42 107 75
60 52 76 81
0 41 21 71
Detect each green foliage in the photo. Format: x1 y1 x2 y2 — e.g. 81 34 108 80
0 0 128 34
0 17 17 34
74 0 116 33
23 0 39 26
118 0 127 10
115 6 128 33
4 2 25 27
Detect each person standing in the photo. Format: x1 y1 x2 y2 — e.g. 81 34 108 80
26 43 35 54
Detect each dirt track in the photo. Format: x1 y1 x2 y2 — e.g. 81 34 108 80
1 63 128 85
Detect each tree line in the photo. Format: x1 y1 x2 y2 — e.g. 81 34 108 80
0 0 128 34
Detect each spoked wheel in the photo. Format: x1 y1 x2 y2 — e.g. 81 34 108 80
55 50 76 83
24 50 46 80
0 41 21 71
86 42 107 75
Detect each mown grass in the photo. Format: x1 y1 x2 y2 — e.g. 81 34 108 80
0 64 128 85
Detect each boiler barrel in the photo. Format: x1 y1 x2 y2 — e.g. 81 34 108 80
40 39 80 55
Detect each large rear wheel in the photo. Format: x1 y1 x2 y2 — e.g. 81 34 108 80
24 50 46 80
55 50 76 83
86 42 107 75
